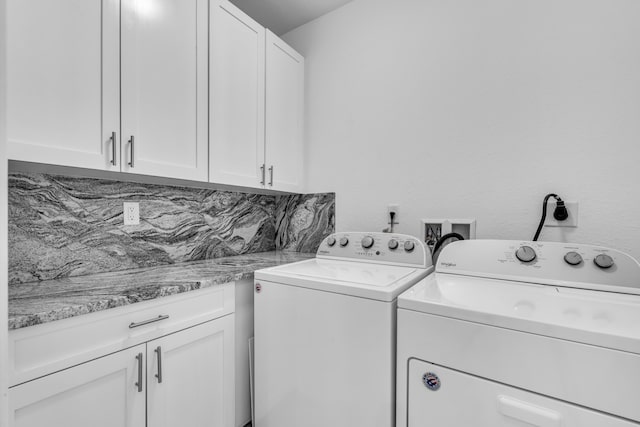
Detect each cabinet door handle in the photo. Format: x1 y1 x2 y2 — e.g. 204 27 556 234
110 132 117 166
135 352 143 392
260 164 266 185
155 346 163 383
128 136 135 168
129 314 170 329
268 165 274 186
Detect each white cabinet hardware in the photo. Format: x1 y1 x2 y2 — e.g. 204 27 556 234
129 314 170 329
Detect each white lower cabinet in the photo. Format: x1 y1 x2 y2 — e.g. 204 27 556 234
8 286 235 427
147 316 235 427
9 344 146 427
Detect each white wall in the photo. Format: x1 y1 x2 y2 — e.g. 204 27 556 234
1 0 9 423
284 0 640 259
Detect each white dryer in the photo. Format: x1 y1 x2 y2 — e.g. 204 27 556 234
396 240 640 427
254 232 433 427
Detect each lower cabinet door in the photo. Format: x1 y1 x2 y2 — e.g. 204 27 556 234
146 315 235 427
9 345 146 427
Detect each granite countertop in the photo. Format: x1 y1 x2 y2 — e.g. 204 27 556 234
9 251 315 330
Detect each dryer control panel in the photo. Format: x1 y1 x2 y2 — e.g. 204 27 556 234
436 240 640 295
317 232 431 268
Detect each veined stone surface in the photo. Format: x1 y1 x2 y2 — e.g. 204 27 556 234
276 193 335 252
8 251 315 329
9 173 276 284
9 172 336 285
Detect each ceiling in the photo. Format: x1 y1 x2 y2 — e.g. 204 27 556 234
229 0 353 35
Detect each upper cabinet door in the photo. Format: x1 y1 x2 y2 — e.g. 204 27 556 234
6 0 120 171
265 30 305 193
209 0 266 188
121 0 208 181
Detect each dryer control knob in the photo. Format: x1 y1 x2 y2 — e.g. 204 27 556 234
515 246 537 263
594 253 614 269
388 239 399 250
361 236 374 249
339 237 349 247
564 251 583 266
404 240 415 252
326 236 336 247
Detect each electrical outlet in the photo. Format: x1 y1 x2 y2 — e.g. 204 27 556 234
123 202 140 225
544 201 578 227
388 204 399 224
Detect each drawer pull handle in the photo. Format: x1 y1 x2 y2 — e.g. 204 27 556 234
155 346 163 383
135 352 143 392
129 314 170 329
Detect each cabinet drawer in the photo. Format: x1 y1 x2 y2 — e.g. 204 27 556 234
9 284 234 386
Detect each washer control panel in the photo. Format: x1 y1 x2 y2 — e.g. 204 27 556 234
510 245 618 270
436 240 640 294
316 232 430 268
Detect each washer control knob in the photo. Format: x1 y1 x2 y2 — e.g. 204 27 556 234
594 253 614 269
361 236 374 249
339 237 349 247
564 251 583 266
326 236 336 247
515 246 537 263
388 239 399 250
404 240 415 252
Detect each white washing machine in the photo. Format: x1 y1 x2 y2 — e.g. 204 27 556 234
254 232 434 427
396 240 640 427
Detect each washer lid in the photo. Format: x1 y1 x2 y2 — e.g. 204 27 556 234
398 273 640 354
255 258 433 301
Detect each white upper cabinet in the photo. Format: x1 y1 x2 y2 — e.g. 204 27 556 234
6 0 120 171
7 0 207 182
209 3 305 192
265 30 305 193
7 0 304 189
121 0 208 181
209 0 266 188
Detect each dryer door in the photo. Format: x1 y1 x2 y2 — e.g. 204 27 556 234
407 359 638 426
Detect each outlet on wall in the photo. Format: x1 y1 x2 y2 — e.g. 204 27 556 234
388 204 399 224
123 202 140 225
544 201 578 227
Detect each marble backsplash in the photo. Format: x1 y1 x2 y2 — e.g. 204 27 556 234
276 193 335 253
9 172 335 285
